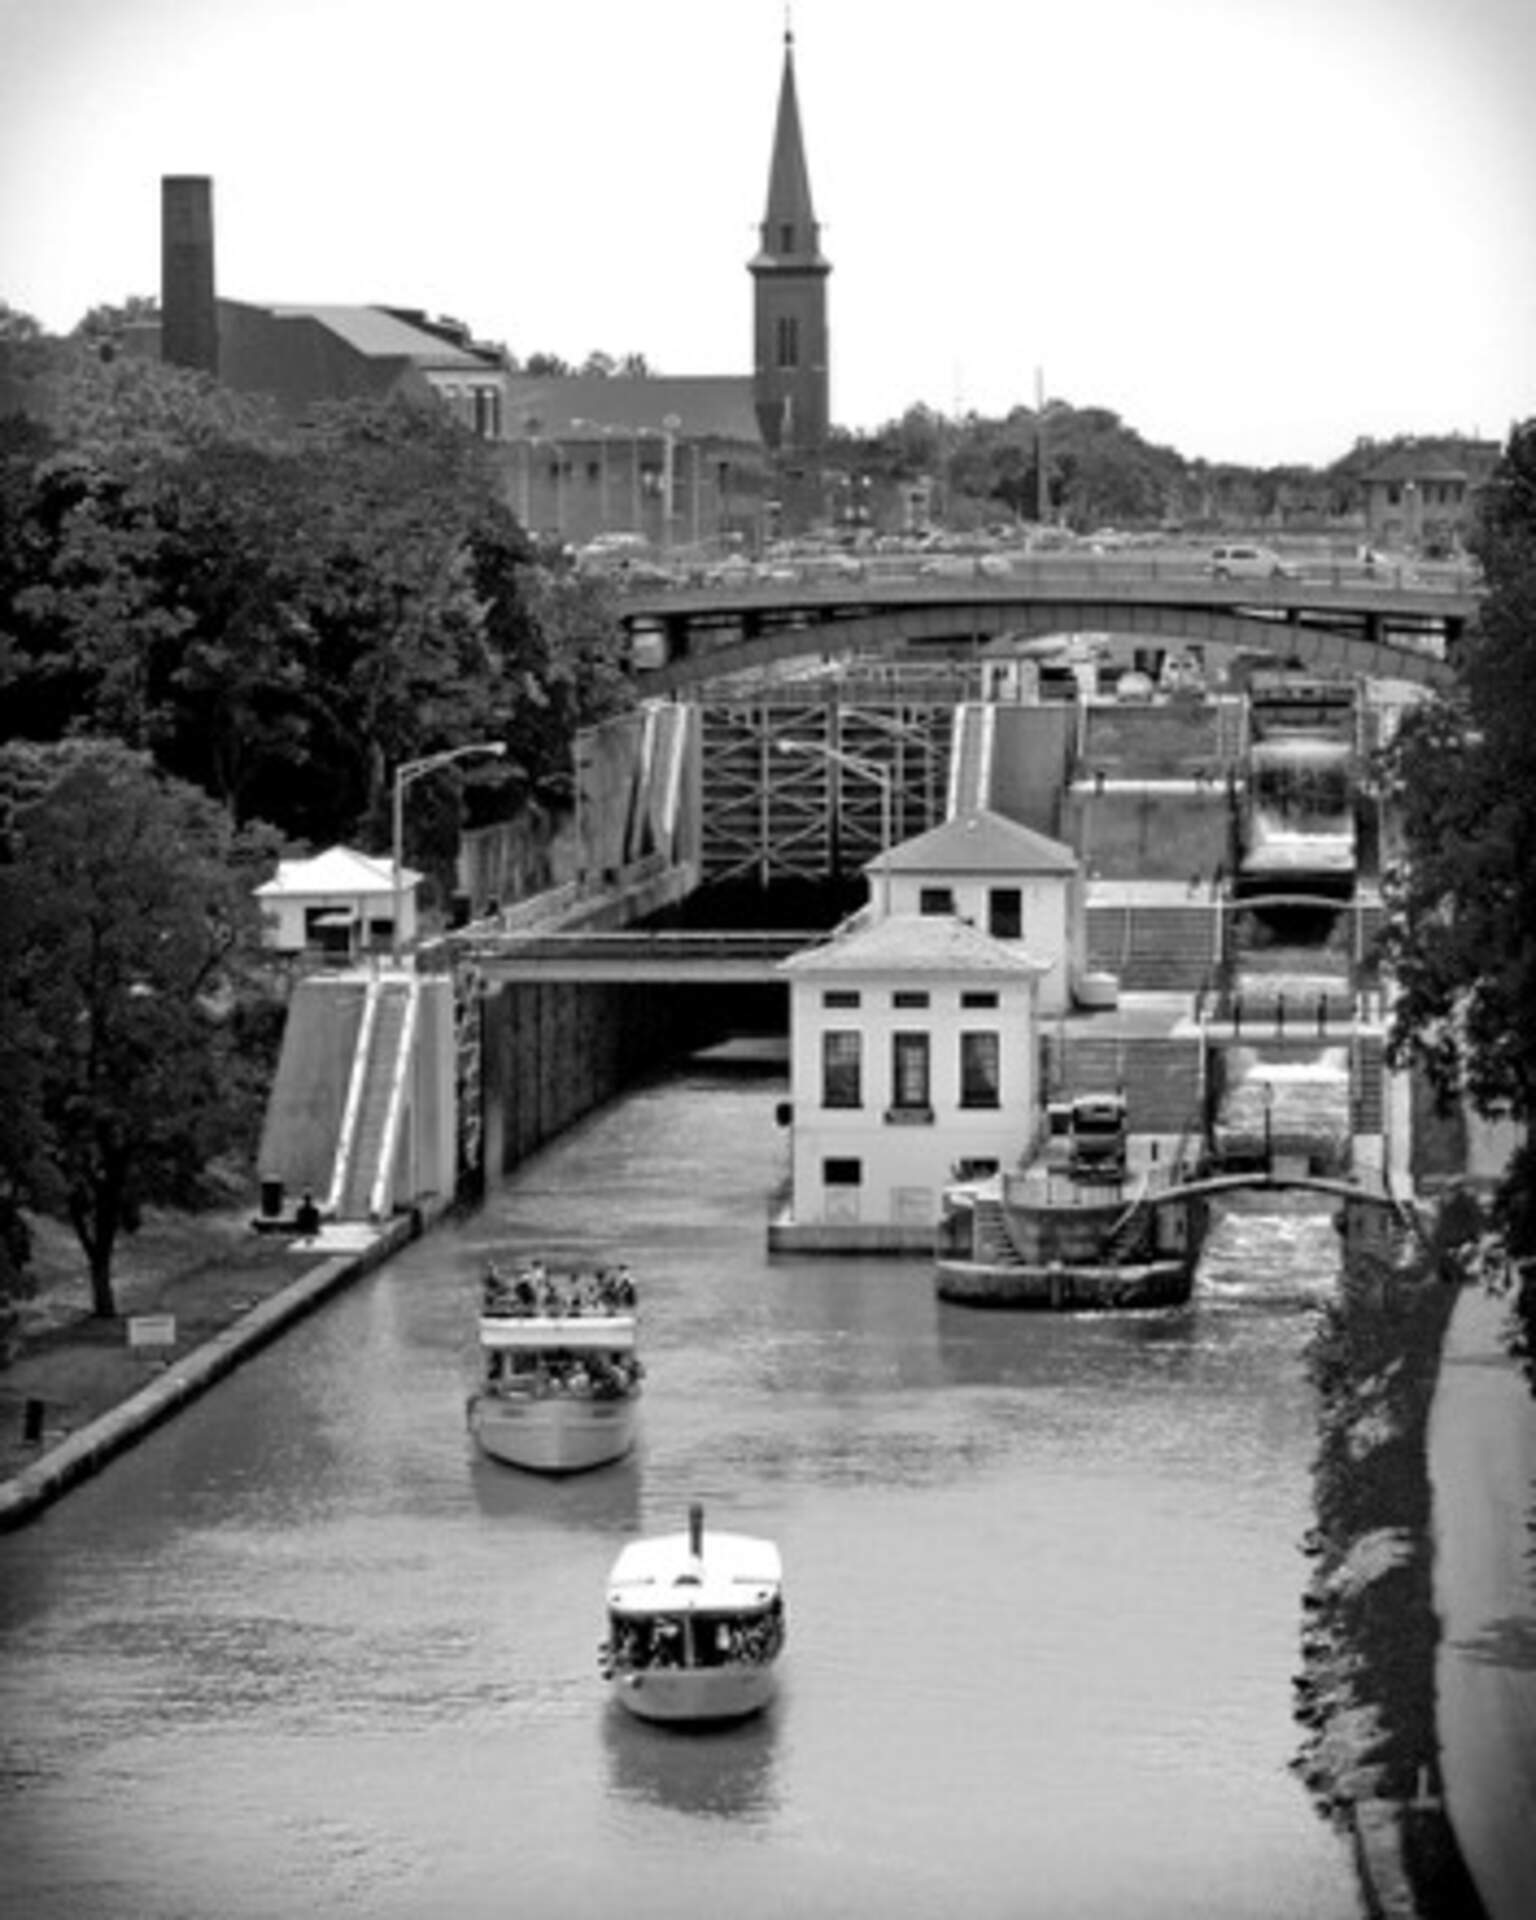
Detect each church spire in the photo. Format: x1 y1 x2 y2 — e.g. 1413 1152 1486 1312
753 21 826 268
750 20 830 494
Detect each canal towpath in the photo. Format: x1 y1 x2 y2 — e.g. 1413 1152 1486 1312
1428 1279 1536 1920
0 1213 413 1533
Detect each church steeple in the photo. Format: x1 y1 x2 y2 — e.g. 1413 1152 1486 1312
750 25 831 478
753 26 827 271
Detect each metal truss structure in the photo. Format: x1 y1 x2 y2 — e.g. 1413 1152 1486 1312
698 692 954 888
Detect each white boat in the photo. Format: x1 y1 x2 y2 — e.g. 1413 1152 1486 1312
601 1504 785 1724
467 1266 642 1475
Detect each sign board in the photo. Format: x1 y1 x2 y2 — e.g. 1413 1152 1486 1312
127 1313 178 1351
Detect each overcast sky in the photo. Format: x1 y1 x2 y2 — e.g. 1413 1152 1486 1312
3 0 1533 467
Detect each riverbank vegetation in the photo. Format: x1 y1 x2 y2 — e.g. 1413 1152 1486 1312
1294 1219 1486 1916
1379 418 1536 1374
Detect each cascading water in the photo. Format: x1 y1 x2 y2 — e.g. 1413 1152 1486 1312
1213 1045 1353 1173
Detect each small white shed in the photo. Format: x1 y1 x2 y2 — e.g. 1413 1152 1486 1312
255 845 421 957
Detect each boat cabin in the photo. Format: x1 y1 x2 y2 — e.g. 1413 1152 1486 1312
479 1314 640 1400
604 1524 784 1677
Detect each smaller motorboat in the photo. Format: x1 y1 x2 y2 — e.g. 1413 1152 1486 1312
601 1503 785 1724
467 1261 641 1475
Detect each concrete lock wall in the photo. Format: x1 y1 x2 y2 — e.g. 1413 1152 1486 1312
479 978 702 1178
1066 787 1233 880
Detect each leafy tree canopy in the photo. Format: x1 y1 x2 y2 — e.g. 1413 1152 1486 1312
1378 418 1536 1249
0 368 635 855
0 740 277 1314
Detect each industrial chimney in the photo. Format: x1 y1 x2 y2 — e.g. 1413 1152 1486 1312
161 175 218 376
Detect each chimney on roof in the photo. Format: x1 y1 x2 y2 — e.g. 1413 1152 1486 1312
161 175 219 377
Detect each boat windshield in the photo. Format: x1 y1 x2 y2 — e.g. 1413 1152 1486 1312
604 1598 784 1675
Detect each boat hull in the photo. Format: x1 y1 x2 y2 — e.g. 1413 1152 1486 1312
610 1662 778 1724
935 1256 1195 1310
467 1389 638 1474
936 1173 1208 1311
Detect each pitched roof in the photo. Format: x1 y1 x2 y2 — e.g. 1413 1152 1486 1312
259 304 498 369
255 845 418 898
500 374 763 446
876 809 1078 877
1355 438 1502 486
780 913 1049 978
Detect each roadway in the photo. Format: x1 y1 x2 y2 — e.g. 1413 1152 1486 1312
614 550 1474 691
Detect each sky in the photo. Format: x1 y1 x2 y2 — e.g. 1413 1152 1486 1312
2 0 1533 467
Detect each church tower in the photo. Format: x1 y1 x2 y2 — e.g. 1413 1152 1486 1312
751 26 830 513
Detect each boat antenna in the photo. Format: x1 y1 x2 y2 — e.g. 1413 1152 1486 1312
689 1503 704 1558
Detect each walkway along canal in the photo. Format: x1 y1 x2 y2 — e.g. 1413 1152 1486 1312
0 1049 1377 1919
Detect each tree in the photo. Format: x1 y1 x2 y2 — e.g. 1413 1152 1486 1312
1379 418 1536 1257
0 741 273 1316
72 294 160 347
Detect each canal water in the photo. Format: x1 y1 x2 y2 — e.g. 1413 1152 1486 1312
0 1049 1362 1920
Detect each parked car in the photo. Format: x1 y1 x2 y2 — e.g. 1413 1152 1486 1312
1210 544 1299 581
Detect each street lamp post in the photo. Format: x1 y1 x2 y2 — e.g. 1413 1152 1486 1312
778 739 894 916
662 413 681 558
391 741 508 963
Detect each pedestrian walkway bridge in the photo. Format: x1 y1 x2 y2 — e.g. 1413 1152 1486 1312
455 927 828 983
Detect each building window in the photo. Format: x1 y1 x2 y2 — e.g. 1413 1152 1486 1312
961 990 999 1009
893 990 930 1009
823 1157 862 1185
776 315 799 369
891 1031 931 1111
960 1031 1001 1109
780 222 795 253
989 888 1023 939
822 989 861 1009
919 886 954 916
822 1031 862 1109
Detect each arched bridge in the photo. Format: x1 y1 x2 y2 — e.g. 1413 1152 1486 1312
1147 1169 1403 1209
619 557 1474 692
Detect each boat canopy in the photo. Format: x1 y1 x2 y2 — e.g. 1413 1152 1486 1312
478 1314 637 1351
606 1531 782 1616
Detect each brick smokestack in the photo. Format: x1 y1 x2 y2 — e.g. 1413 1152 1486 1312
161 175 219 375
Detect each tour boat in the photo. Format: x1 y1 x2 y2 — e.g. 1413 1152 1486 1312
600 1504 785 1724
466 1263 642 1474
934 1097 1209 1310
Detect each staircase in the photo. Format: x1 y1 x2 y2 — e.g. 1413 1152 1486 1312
335 979 412 1219
1086 905 1130 976
1122 906 1219 990
1084 904 1217 990
1102 1200 1152 1264
972 1194 1026 1266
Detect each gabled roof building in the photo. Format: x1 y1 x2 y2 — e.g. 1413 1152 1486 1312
148 29 833 549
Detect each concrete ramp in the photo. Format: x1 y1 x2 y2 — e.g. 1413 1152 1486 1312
257 976 367 1203
331 977 416 1220
987 705 1074 837
947 704 994 815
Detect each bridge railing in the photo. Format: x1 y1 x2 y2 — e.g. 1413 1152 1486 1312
617 551 1482 601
